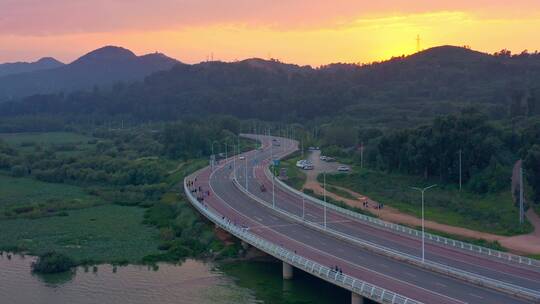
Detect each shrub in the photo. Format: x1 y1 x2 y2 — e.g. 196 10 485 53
31 252 75 274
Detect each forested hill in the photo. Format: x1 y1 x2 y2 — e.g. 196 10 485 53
1 45 539 125
0 57 64 77
0 46 179 101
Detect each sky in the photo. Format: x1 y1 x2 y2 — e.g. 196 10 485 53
1 0 540 66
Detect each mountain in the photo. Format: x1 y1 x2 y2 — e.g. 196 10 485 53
0 46 179 101
1 45 539 124
0 57 64 77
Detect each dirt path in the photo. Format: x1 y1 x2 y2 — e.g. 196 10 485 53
302 153 540 254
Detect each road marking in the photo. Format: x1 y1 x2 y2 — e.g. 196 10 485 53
435 282 447 288
469 293 483 299
207 143 466 304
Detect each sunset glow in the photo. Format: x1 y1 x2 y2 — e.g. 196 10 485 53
1 1 540 65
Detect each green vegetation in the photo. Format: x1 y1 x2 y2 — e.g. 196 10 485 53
0 132 94 146
302 188 377 218
326 185 357 200
0 174 102 219
322 169 532 236
0 205 161 263
0 122 254 266
140 192 232 263
31 251 75 274
271 151 306 190
419 227 507 251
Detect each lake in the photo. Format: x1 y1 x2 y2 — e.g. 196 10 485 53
0 253 350 304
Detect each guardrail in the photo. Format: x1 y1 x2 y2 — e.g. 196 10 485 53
265 156 540 270
183 173 421 304
235 175 540 302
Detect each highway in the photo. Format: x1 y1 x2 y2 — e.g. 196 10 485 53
187 134 540 303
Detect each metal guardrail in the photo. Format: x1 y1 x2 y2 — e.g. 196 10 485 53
235 175 540 302
183 174 421 304
266 161 540 270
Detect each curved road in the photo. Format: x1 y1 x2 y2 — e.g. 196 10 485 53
189 134 540 303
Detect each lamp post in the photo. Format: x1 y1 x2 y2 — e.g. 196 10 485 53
211 140 219 171
245 154 248 191
411 184 437 262
272 164 276 209
323 170 327 229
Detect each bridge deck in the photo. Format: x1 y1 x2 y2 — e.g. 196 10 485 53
187 135 539 304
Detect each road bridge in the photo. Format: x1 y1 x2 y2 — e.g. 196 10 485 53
185 134 540 304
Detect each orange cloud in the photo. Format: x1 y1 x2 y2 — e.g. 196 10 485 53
0 3 539 65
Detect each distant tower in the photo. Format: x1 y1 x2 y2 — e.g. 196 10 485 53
416 34 421 52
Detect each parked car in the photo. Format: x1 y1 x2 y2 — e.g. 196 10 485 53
337 165 350 172
319 155 327 161
239 156 245 160
302 164 314 170
325 157 336 162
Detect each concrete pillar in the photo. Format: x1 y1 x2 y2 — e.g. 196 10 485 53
282 261 293 279
351 292 364 304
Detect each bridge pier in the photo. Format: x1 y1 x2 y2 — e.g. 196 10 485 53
351 292 364 304
282 262 293 279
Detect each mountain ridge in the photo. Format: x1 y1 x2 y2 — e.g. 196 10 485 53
0 46 179 100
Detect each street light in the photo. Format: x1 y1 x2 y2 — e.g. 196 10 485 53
410 184 437 262
211 140 219 171
323 170 327 229
272 164 276 209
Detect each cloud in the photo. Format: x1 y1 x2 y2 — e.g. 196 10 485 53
1 0 538 35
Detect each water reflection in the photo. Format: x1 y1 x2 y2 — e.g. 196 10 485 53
1 253 354 304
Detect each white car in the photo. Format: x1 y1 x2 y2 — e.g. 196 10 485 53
302 164 314 170
319 155 327 161
239 156 245 160
337 165 350 172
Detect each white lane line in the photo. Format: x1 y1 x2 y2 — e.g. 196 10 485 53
469 293 483 299
208 146 465 304
435 282 447 288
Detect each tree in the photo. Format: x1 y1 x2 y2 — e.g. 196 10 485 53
524 145 540 203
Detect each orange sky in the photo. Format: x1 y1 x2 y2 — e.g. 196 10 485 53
1 1 539 66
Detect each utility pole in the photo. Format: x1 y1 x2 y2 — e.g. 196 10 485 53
411 184 437 263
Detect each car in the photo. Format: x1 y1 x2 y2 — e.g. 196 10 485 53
302 164 314 170
337 165 350 172
239 156 245 160
325 157 336 162
320 155 327 161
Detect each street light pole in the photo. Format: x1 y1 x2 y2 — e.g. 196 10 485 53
302 196 305 219
245 154 248 191
459 149 462 191
411 184 437 263
272 165 276 209
324 171 327 229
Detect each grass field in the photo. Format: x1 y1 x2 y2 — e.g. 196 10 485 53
322 169 533 236
0 174 97 207
0 174 102 218
271 151 307 190
0 205 161 264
